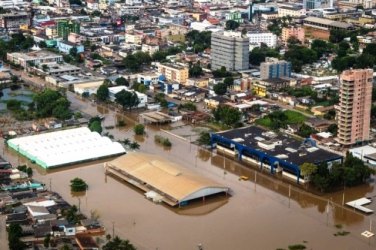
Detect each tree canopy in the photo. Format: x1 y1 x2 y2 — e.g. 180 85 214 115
185 30 211 52
115 77 129 86
115 90 140 110
70 177 88 192
213 82 227 95
103 236 136 250
225 20 240 30
96 84 109 102
33 89 71 120
189 63 203 77
249 45 280 66
213 106 242 126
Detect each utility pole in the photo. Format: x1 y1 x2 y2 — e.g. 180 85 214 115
112 221 115 238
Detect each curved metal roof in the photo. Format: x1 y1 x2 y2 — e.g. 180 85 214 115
106 152 229 205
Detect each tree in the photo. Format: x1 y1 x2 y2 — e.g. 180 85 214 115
223 76 234 86
96 84 109 102
249 45 280 66
115 90 140 110
197 131 211 145
327 124 338 135
129 141 140 150
89 120 102 134
212 66 232 78
213 82 227 95
185 30 211 52
329 29 348 43
189 63 203 77
7 223 26 250
33 89 71 119
213 106 242 126
70 178 88 192
102 236 136 250
297 124 316 138
39 41 47 48
44 234 51 248
225 20 240 30
133 124 145 135
115 77 129 86
6 100 22 111
300 163 317 180
287 36 301 45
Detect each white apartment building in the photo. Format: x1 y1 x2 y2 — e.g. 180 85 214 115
246 32 277 49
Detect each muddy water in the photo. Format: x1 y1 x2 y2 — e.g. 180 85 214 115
2 94 376 249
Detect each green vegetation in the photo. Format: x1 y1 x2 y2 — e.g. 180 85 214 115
33 89 71 120
225 20 240 30
249 45 280 66
123 51 151 72
96 83 110 102
7 223 26 250
197 131 211 145
288 244 306 250
212 66 232 78
17 165 33 177
311 153 373 192
115 90 140 110
300 163 317 180
213 106 242 127
284 45 317 72
88 116 103 134
154 135 172 147
189 63 203 77
152 46 184 62
0 33 34 61
255 110 307 130
267 17 291 36
185 30 211 52
102 236 136 250
154 93 168 108
6 99 22 111
115 77 129 86
334 231 350 236
70 177 88 192
133 124 145 135
179 102 197 111
131 82 147 93
213 82 227 95
63 205 80 224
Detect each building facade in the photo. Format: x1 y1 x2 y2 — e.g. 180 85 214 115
246 32 277 49
0 12 30 31
336 69 373 146
7 51 63 68
260 58 292 80
57 20 80 40
211 31 249 71
157 63 189 84
281 26 305 44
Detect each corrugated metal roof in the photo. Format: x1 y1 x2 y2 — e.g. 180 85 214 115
107 153 229 204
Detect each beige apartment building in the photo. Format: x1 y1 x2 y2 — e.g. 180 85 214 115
336 69 373 146
157 63 189 84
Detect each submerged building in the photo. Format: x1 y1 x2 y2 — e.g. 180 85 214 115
211 126 343 183
7 127 125 168
105 152 229 207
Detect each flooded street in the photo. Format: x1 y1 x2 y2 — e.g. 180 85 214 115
2 93 376 249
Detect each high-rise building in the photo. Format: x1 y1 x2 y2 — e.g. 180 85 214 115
336 69 373 146
57 20 80 40
260 58 291 80
211 31 249 71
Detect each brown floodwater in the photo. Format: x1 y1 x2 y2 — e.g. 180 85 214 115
2 94 376 249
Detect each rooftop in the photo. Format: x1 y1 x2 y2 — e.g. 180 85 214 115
304 16 353 29
106 152 229 206
7 127 125 168
216 126 342 166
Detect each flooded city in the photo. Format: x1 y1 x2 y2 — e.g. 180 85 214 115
1 95 376 250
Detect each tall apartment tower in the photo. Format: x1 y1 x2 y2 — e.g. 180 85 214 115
260 57 292 80
337 69 373 146
211 31 249 71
